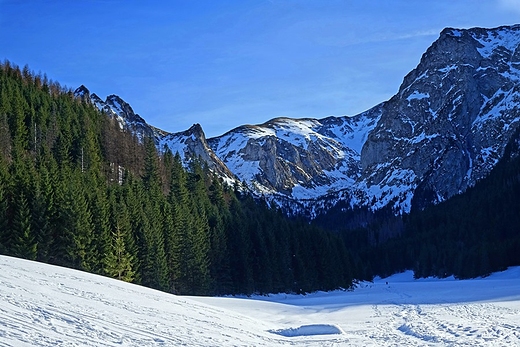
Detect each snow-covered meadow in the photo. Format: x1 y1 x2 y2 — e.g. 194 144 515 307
0 255 519 346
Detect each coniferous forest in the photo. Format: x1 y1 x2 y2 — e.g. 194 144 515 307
317 124 520 281
1 60 520 297
381 129 520 280
0 61 353 295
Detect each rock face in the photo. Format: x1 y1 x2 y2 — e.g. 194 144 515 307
92 93 157 140
76 24 520 216
207 111 380 199
360 25 520 210
208 24 520 214
158 124 235 180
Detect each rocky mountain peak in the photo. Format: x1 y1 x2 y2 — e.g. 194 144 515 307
105 95 145 125
206 24 520 214
360 24 520 211
77 24 520 218
207 110 381 201
159 123 235 181
73 85 91 103
185 123 205 140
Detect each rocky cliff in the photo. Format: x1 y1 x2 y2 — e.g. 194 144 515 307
360 25 520 210
75 24 520 217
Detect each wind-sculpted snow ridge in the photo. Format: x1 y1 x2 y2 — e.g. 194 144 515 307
1 256 520 346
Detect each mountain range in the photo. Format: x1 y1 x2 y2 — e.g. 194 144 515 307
75 24 520 218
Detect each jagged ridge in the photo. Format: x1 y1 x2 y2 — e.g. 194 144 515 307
74 24 520 217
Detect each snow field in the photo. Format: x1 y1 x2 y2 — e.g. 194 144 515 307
0 255 519 346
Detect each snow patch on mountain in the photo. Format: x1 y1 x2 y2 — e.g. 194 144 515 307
75 24 520 218
406 91 430 102
471 25 520 59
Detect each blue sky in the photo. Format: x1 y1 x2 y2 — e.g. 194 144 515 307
1 1 520 137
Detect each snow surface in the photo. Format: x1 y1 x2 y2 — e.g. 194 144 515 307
406 91 430 102
1 255 519 346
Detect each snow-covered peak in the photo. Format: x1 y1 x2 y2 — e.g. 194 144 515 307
74 24 520 218
73 85 90 101
360 24 520 213
207 108 382 207
105 95 135 118
159 124 236 182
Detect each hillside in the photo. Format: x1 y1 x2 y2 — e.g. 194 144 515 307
1 255 519 346
0 60 353 296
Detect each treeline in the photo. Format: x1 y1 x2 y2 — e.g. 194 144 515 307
0 60 353 295
4 59 516 294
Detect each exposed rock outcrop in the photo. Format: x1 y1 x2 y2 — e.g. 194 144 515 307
76 24 520 217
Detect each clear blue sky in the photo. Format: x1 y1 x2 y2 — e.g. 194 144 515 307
1 0 519 137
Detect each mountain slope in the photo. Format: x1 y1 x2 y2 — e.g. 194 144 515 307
208 24 520 214
74 86 235 181
361 25 520 211
76 24 520 216
207 108 381 199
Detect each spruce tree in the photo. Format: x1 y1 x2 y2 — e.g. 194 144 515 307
89 182 112 275
207 178 231 294
104 223 135 282
167 153 193 294
31 173 53 262
0 164 10 254
10 191 37 260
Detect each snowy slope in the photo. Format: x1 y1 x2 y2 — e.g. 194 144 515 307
207 109 382 202
204 25 520 215
1 255 519 346
74 24 520 217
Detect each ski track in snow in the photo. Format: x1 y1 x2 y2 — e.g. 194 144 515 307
0 256 519 346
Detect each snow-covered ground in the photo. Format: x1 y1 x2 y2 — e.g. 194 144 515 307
0 255 519 346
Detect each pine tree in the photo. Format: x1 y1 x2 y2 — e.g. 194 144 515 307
0 113 11 161
226 196 253 294
51 170 95 271
186 161 211 294
10 192 37 260
89 182 112 275
0 163 10 254
104 223 135 282
139 138 169 291
207 178 231 294
167 153 193 294
31 172 53 262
